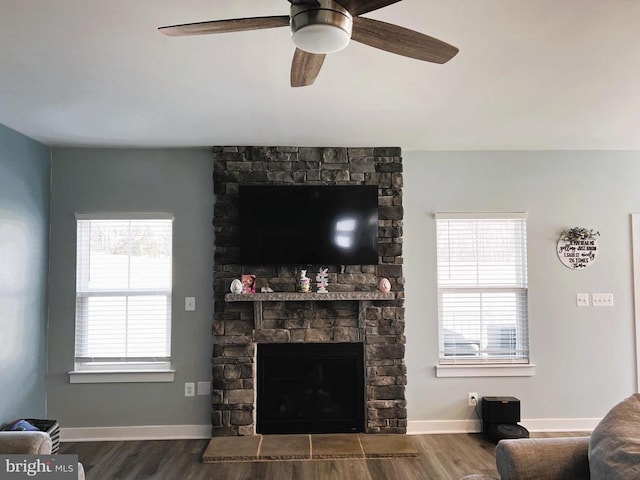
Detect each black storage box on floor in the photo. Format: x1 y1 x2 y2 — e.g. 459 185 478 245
25 419 61 454
481 396 529 443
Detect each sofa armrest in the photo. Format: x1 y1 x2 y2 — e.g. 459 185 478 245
0 432 84 479
496 437 590 480
0 431 52 455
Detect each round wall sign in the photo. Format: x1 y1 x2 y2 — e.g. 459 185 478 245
557 237 599 269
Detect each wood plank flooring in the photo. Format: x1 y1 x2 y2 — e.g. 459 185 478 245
60 432 589 480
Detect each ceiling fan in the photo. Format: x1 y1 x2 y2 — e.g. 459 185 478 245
158 0 458 88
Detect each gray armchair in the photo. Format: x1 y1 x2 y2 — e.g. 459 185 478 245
496 393 640 480
0 431 85 480
496 436 590 480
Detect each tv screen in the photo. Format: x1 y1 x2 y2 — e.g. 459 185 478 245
239 185 379 265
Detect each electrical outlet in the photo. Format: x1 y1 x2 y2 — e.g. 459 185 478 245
468 392 478 407
185 382 195 397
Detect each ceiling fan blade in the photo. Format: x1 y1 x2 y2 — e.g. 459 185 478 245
291 48 326 87
351 16 459 64
158 16 290 36
337 0 402 16
288 0 321 5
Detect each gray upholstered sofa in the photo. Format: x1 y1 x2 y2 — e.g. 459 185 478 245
0 431 85 480
496 393 640 480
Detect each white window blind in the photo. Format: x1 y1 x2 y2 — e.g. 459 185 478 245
436 213 529 364
75 215 173 370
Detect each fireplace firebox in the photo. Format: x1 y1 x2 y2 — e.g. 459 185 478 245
256 342 365 434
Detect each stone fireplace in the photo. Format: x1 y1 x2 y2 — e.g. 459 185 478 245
212 146 405 436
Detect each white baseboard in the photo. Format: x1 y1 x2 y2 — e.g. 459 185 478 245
408 419 482 434
407 417 600 435
62 418 600 442
520 418 600 432
61 424 211 442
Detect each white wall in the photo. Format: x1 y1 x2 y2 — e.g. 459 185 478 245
404 151 638 432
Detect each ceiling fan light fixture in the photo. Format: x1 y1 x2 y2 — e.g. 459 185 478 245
292 23 351 54
290 0 353 54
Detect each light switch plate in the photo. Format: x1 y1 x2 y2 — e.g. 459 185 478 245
593 293 614 307
185 297 196 311
576 293 590 307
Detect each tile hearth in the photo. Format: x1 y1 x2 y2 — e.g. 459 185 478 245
202 434 418 463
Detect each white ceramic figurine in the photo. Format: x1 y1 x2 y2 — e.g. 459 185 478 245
230 278 243 294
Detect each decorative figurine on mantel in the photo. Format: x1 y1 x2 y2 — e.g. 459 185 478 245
299 269 311 293
316 267 329 293
241 274 256 294
230 278 243 294
378 277 391 293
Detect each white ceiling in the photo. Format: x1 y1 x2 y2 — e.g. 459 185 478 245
1 0 640 150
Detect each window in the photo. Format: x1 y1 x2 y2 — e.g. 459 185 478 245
72 214 173 381
436 213 529 369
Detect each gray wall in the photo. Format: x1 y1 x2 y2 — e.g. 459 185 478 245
0 124 50 424
404 151 638 427
44 147 640 430
47 148 214 427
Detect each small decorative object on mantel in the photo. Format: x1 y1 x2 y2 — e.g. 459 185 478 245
378 277 391 293
230 279 243 294
316 267 329 293
260 286 274 293
557 227 600 270
299 269 311 293
241 274 256 293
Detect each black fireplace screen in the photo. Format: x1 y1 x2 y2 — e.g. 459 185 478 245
257 342 365 434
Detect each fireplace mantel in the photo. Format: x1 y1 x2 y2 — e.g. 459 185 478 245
225 292 394 302
225 291 395 332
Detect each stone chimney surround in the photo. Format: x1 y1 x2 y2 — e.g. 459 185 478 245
212 146 405 436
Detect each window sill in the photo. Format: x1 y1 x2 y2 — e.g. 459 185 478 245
69 369 175 384
435 363 536 378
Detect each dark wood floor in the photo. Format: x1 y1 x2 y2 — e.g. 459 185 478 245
60 432 589 480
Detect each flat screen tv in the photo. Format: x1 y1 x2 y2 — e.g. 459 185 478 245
239 185 379 265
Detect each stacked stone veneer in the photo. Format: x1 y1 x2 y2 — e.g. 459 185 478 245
212 146 405 436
